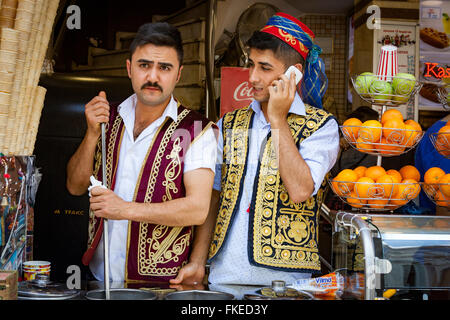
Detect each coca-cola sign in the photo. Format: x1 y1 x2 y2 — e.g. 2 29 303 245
220 67 253 117
233 81 254 101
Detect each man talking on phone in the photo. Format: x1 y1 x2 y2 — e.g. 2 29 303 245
171 13 340 288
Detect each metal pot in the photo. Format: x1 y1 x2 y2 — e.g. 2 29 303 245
18 274 80 300
85 288 157 300
243 280 315 300
164 290 235 300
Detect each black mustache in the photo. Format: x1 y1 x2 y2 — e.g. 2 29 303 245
141 82 162 91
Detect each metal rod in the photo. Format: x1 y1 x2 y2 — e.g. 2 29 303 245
101 123 110 300
334 211 376 300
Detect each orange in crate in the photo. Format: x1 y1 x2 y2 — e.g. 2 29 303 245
342 118 362 142
404 119 422 132
401 179 421 200
376 136 405 155
386 169 402 183
438 173 450 197
375 174 395 197
365 166 386 181
354 177 375 199
382 118 406 143
399 165 421 182
332 169 358 195
424 167 446 185
355 137 373 152
381 109 404 125
359 120 382 142
354 166 367 179
435 190 450 207
368 198 389 209
402 124 419 147
347 191 367 208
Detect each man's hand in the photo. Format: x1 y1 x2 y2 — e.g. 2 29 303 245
89 186 129 220
267 72 296 125
85 91 110 139
169 260 206 286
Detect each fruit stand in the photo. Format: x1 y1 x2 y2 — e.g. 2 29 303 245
325 45 450 300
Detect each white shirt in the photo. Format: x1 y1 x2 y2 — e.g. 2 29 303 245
90 94 217 282
208 93 340 286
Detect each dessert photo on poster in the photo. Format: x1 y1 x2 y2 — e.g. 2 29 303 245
420 1 450 52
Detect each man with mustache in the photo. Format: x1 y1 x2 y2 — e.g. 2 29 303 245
66 22 217 283
171 13 340 288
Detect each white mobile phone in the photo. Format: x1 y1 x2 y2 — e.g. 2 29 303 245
284 65 302 85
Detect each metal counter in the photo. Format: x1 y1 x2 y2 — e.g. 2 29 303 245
327 209 450 300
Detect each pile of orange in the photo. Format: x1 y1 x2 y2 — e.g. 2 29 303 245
331 164 421 210
342 109 422 155
423 167 450 207
435 120 450 157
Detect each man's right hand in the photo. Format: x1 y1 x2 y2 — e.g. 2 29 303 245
85 91 110 138
169 260 206 286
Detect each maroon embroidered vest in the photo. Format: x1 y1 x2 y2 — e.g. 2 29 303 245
81 100 215 282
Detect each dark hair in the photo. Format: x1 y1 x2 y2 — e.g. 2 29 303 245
246 31 304 68
130 22 184 65
346 106 379 123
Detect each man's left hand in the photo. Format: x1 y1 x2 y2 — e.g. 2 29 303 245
267 72 296 125
90 186 129 220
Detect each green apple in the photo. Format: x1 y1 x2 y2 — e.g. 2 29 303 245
369 80 393 105
355 72 376 97
392 73 416 97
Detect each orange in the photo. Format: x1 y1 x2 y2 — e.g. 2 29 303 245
355 137 374 152
376 174 394 198
382 118 406 144
436 125 450 150
435 190 450 207
402 124 419 147
438 173 450 197
386 169 402 183
346 191 367 208
354 166 367 179
367 198 389 209
404 119 422 132
365 166 387 181
424 167 446 184
342 118 362 142
376 136 405 155
401 179 421 200
333 169 358 195
381 109 404 125
399 165 421 181
390 182 414 207
360 120 382 143
354 177 375 199
387 169 402 195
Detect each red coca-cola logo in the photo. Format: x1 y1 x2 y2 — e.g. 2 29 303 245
233 81 254 101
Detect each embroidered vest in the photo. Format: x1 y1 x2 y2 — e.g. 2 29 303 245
82 101 215 282
208 105 335 273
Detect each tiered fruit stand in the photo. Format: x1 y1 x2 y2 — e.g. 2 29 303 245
330 59 450 213
330 70 426 213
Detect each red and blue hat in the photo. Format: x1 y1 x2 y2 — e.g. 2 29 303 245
260 12 328 109
260 12 315 60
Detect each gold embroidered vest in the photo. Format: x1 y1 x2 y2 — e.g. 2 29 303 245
208 105 335 272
